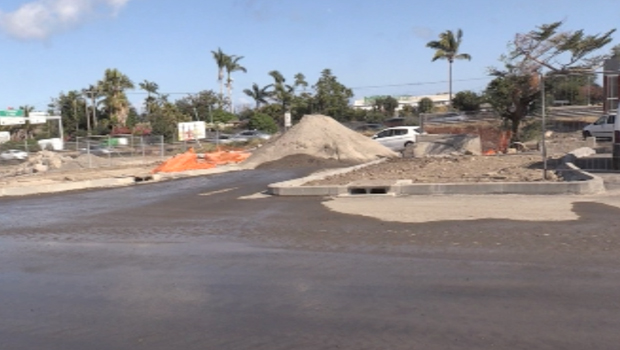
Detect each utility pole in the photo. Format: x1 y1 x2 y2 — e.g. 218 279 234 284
83 90 98 135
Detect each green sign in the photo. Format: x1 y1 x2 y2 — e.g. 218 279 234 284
0 110 24 117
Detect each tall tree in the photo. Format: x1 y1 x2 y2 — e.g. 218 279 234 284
293 73 308 91
268 70 294 116
243 83 273 110
312 69 354 120
224 55 247 113
426 29 472 108
211 48 230 104
175 90 220 122
98 69 135 127
17 105 36 140
485 21 615 139
139 80 159 115
82 84 102 133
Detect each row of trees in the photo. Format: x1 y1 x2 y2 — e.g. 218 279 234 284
4 22 617 143
44 65 355 140
425 22 616 140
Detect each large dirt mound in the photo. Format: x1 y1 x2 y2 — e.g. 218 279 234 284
242 114 398 169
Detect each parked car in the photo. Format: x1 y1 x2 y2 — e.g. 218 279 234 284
79 145 114 155
583 114 615 140
230 130 271 143
205 133 233 144
0 149 28 160
372 126 423 152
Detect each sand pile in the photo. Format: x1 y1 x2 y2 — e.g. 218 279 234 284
242 114 398 169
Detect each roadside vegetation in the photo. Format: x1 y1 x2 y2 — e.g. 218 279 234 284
1 21 617 146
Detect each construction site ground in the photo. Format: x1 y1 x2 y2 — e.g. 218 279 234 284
0 112 602 192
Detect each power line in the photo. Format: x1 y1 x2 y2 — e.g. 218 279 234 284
350 77 492 90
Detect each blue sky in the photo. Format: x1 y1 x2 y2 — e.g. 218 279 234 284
0 0 618 113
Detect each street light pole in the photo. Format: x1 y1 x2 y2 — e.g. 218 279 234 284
541 72 548 180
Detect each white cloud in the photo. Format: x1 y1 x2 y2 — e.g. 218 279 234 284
0 0 131 40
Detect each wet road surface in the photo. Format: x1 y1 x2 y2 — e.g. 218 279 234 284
2 168 620 349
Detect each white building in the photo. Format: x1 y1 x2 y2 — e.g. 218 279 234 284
352 93 451 110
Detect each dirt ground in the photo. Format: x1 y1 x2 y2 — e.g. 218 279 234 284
0 126 591 189
305 154 562 185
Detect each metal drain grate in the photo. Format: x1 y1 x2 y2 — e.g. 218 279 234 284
348 187 389 195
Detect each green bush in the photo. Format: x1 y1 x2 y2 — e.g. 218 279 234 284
247 113 278 134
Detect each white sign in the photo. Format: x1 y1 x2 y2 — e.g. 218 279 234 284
28 116 47 124
284 112 292 128
0 131 9 143
178 121 206 141
0 117 25 125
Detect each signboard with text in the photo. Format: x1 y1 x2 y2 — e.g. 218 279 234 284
178 121 206 141
0 109 24 117
0 117 25 125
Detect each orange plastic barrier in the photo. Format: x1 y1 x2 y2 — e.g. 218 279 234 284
152 148 250 174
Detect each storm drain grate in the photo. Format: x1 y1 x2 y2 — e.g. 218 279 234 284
348 187 390 195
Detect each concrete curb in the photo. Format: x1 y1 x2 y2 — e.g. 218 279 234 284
0 164 244 198
267 150 606 197
0 177 137 197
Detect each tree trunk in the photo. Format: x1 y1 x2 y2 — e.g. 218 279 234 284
448 60 453 109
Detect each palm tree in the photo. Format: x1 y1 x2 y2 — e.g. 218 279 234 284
224 55 247 113
426 29 471 108
82 84 102 133
18 105 36 139
139 80 159 115
268 70 294 113
243 83 273 110
211 48 230 103
99 68 135 126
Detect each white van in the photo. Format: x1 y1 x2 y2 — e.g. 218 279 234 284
372 126 422 152
583 114 615 140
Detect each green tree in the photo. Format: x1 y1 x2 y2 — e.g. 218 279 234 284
139 80 159 115
211 47 230 103
485 21 615 139
51 91 88 137
147 100 188 141
452 90 482 111
98 68 135 127
293 73 308 91
426 29 472 108
379 96 400 116
225 55 247 113
418 97 434 113
82 84 102 133
312 69 353 121
268 70 294 113
175 90 220 122
243 83 273 110
247 112 278 133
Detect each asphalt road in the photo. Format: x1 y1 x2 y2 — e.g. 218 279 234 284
1 168 620 350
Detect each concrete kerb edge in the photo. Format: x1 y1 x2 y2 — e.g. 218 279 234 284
0 164 245 198
267 149 606 197
266 158 388 196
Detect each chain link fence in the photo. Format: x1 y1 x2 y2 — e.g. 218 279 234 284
0 135 170 178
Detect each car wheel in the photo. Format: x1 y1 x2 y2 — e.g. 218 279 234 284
583 130 591 140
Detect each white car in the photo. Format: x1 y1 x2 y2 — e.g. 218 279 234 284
372 126 423 152
583 114 615 140
0 149 28 160
230 130 272 143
